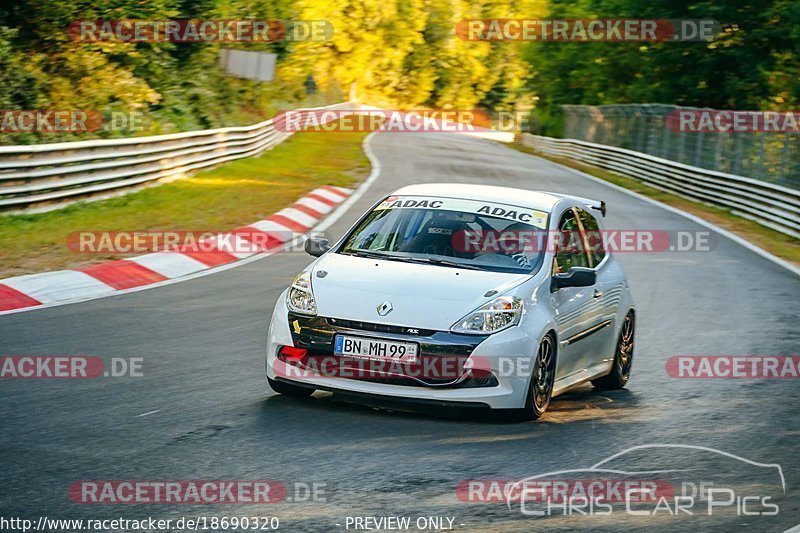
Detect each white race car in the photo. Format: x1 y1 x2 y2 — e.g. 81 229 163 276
266 184 635 419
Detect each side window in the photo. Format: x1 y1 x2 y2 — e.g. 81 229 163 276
577 208 605 266
554 209 590 274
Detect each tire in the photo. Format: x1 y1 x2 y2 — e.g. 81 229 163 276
268 377 315 397
593 311 635 390
523 333 557 420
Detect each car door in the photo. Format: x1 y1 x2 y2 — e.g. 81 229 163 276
575 207 618 370
549 208 608 379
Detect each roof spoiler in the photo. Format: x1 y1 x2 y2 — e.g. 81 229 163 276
542 192 607 217
586 199 607 217
567 195 606 217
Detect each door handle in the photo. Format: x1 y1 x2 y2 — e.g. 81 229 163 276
593 290 604 299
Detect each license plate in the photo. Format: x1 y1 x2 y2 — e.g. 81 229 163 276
334 335 418 363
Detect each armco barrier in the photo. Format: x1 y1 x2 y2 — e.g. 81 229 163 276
0 103 351 213
521 133 800 238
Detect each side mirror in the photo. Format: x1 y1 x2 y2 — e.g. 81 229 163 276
304 236 330 257
552 267 596 290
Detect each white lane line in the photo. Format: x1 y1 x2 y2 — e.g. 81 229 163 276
314 131 381 233
508 146 800 278
135 410 161 418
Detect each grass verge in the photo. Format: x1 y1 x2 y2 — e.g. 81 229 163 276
511 143 800 266
0 131 369 278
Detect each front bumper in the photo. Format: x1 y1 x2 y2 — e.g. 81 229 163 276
266 293 535 409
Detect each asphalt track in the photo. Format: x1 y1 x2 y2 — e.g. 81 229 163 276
1 132 798 532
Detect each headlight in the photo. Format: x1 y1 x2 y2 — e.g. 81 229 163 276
286 271 317 315
451 296 523 335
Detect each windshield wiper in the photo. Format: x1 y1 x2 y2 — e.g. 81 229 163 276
346 250 392 259
394 257 484 271
346 251 484 271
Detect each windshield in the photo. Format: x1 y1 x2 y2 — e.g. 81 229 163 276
338 195 550 274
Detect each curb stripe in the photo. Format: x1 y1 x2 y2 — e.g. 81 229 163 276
291 203 324 219
80 260 168 290
0 284 42 311
1 271 115 303
313 188 349 204
247 220 296 238
321 185 350 198
306 192 339 207
128 252 208 279
180 250 239 268
275 208 318 229
296 197 333 214
267 214 310 233
0 186 351 314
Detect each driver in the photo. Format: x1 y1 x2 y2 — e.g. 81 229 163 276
474 221 541 269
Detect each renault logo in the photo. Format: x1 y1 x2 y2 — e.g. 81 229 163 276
377 301 393 316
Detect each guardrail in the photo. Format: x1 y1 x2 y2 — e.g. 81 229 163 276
521 133 800 238
0 102 350 213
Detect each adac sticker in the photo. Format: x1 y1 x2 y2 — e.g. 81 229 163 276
475 205 548 227
374 196 444 210
373 195 548 228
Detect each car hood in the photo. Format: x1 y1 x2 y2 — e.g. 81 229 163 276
309 253 530 330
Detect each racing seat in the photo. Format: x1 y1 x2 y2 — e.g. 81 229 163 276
400 217 471 258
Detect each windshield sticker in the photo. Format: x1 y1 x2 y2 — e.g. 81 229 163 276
378 197 444 209
374 196 548 228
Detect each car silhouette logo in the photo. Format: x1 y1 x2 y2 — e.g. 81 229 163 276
377 301 393 316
